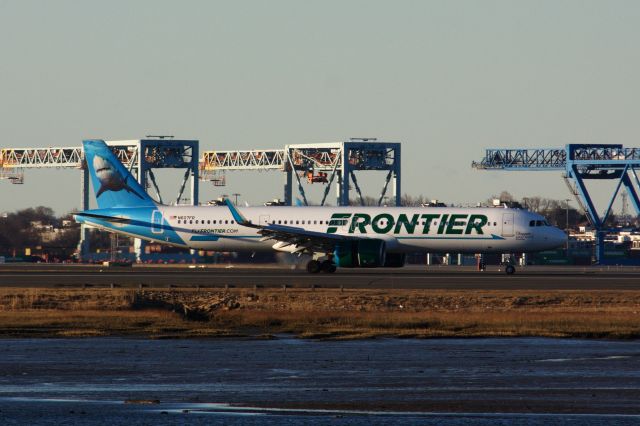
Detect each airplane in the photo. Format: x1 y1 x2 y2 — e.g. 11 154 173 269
74 140 567 274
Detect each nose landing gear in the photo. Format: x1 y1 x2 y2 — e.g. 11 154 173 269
505 264 516 275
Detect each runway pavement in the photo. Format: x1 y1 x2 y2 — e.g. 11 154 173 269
1 263 640 289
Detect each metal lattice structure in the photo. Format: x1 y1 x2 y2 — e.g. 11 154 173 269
281 140 401 207
202 149 285 170
0 143 196 171
200 139 401 206
0 144 153 170
0 147 84 169
473 144 640 263
472 148 566 170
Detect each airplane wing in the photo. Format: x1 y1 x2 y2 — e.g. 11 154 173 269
224 199 355 253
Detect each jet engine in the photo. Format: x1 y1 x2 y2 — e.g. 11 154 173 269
334 239 386 268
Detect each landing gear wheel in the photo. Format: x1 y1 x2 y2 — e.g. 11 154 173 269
306 260 321 274
320 261 337 273
505 265 516 275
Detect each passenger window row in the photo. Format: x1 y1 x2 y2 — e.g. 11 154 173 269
175 218 502 227
175 219 328 226
177 219 235 225
276 220 325 225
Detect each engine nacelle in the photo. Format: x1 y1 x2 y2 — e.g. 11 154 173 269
334 239 386 268
383 253 406 268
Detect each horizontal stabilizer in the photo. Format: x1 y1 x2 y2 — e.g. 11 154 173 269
74 212 131 224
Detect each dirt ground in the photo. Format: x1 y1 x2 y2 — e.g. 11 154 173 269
0 288 638 339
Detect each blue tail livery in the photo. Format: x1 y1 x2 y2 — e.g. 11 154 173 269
83 140 156 209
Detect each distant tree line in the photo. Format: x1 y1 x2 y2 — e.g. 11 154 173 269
0 207 68 254
0 206 110 257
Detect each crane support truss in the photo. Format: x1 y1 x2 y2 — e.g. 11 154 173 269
0 147 84 169
0 142 196 170
285 141 400 206
472 148 566 170
473 144 640 263
0 145 140 169
200 139 401 206
202 149 285 170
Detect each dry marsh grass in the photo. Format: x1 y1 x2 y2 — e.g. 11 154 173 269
214 309 640 339
0 288 638 339
0 288 137 311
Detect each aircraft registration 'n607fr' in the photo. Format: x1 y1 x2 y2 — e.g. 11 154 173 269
75 140 567 274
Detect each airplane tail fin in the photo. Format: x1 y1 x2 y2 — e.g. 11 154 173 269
83 139 156 209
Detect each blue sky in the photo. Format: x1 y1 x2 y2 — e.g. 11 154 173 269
1 0 639 214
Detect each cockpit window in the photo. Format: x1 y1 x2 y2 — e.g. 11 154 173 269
529 220 535 227
535 220 544 226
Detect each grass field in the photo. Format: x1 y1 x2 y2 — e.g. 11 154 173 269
0 288 638 339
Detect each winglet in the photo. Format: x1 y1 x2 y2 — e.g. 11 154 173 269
224 198 252 226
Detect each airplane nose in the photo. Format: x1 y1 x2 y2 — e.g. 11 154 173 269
554 228 568 247
541 227 567 249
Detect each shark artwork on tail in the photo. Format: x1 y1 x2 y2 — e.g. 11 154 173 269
92 155 144 200
82 140 156 209
75 140 567 274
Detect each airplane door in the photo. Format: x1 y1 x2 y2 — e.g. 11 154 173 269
152 210 164 234
259 215 270 226
501 213 514 237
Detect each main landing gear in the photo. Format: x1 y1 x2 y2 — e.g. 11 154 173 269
503 254 516 275
306 259 337 274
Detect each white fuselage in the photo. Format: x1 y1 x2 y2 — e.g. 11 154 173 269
153 205 566 254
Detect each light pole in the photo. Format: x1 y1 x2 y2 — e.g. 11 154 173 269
233 193 241 206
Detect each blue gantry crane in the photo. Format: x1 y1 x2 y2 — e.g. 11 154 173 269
202 138 401 207
473 144 640 264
